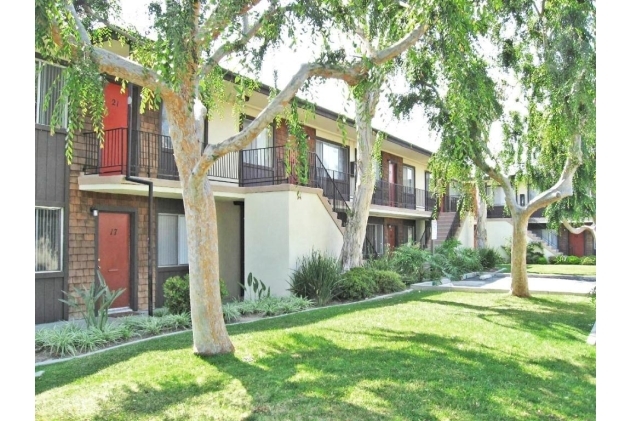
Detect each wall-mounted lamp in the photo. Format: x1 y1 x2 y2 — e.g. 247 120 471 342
90 207 98 217
388 224 392 229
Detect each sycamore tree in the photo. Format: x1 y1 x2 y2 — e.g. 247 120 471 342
395 0 595 297
35 0 366 356
309 0 496 270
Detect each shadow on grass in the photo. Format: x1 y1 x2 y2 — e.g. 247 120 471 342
81 330 595 421
36 291 596 421
35 292 433 394
424 295 595 342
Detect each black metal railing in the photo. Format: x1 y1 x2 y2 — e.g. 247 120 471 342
487 204 547 219
418 229 431 249
371 180 435 212
443 195 460 212
487 205 511 218
82 128 239 182
239 145 351 199
532 229 559 250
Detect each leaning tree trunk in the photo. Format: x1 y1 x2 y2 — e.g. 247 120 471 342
340 86 380 271
510 212 530 297
168 100 234 356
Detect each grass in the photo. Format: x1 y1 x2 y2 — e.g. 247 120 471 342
35 291 596 421
500 264 596 276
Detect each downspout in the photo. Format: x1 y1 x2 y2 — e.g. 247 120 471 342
124 85 154 316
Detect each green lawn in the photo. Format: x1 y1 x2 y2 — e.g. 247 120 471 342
35 291 596 421
500 264 596 276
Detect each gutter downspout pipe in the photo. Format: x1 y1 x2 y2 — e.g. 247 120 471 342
124 85 154 316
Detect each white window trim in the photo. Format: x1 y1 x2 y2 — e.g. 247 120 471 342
35 58 68 129
35 206 63 274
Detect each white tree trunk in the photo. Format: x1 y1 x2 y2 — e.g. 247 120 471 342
340 86 380 270
475 185 487 249
167 99 234 355
511 212 530 297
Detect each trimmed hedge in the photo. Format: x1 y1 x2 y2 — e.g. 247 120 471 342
372 270 406 294
549 255 596 265
338 267 377 301
163 275 228 314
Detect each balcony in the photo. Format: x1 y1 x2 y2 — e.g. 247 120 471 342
487 205 546 219
82 131 443 213
371 180 436 212
82 128 239 182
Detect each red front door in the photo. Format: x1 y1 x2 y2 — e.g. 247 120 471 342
569 232 585 257
389 162 397 206
387 225 397 251
98 212 131 309
100 83 129 175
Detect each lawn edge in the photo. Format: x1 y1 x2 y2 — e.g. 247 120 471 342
35 289 416 368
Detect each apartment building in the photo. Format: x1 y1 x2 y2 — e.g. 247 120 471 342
35 43 442 323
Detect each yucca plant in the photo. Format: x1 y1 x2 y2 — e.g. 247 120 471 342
59 269 125 331
289 250 341 306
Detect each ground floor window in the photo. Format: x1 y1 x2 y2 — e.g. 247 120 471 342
363 223 384 256
406 225 415 244
158 214 188 266
35 207 62 272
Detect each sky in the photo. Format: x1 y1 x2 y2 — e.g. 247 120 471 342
118 0 441 152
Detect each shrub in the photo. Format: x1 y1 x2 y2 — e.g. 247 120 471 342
163 275 191 315
548 256 557 264
59 269 125 331
535 256 548 265
390 244 431 284
566 255 581 265
526 242 545 264
581 255 596 265
222 302 241 322
478 247 503 270
338 267 377 301
364 250 396 272
164 274 228 314
288 250 341 306
372 270 406 294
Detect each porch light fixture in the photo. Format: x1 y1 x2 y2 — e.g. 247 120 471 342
90 207 98 217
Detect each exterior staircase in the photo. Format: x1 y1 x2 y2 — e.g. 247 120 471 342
527 229 562 256
433 211 460 248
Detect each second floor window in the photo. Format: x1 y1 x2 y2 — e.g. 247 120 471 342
403 165 415 189
242 117 272 165
35 60 67 128
317 140 348 180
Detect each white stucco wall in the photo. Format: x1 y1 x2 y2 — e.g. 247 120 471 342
216 200 242 299
487 219 556 260
243 189 343 298
457 214 475 248
207 101 239 145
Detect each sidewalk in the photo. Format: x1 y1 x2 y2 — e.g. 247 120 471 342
412 273 596 296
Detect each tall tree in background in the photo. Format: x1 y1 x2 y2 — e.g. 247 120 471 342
395 0 595 297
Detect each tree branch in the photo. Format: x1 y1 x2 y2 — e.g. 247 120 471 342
472 144 519 215
79 2 142 45
526 132 583 214
562 219 596 240
193 62 357 176
64 1 170 95
197 0 262 45
198 4 276 80
372 23 429 66
66 1 91 44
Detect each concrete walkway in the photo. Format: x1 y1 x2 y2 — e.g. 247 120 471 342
412 273 595 296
